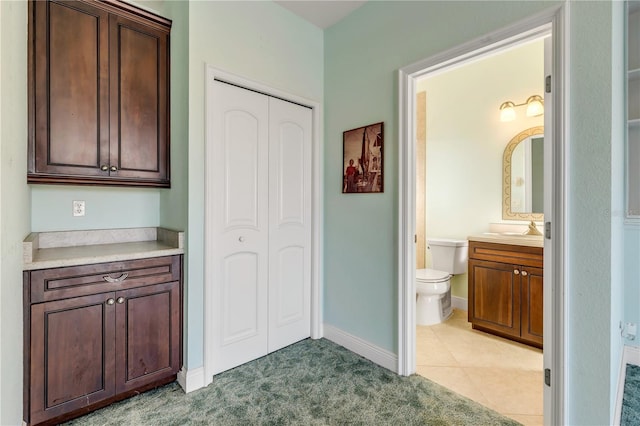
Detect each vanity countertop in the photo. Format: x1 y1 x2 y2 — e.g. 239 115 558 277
23 227 184 271
468 232 543 248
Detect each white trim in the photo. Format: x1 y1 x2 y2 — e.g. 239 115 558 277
203 65 323 386
323 324 398 373
177 366 206 394
397 4 567 425
451 296 468 312
614 345 640 425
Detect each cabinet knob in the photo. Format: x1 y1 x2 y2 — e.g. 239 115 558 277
514 269 520 275
106 298 115 305
521 270 528 277
110 165 118 172
101 165 109 171
239 236 245 242
116 297 125 304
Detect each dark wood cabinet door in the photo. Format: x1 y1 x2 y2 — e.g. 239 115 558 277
115 281 180 393
468 259 521 339
521 266 544 347
109 14 169 184
30 0 110 179
30 292 116 425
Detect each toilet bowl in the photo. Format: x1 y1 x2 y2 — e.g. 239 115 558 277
416 268 452 326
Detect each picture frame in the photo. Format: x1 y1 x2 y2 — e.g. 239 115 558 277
342 122 384 193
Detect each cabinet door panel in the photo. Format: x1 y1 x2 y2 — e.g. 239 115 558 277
31 0 109 176
115 281 180 393
468 259 521 338
109 14 168 182
521 266 543 346
30 293 115 424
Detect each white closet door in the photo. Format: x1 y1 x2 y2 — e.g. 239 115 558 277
267 97 312 352
210 81 269 374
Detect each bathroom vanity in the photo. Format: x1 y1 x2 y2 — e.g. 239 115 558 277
22 228 184 425
467 234 543 348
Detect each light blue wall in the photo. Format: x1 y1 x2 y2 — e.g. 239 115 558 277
30 186 160 231
185 1 323 369
325 1 622 424
0 1 30 423
324 0 553 355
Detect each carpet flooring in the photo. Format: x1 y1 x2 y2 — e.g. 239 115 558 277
622 363 640 426
64 338 520 425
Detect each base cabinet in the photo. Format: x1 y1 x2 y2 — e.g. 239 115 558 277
24 255 182 425
468 241 543 348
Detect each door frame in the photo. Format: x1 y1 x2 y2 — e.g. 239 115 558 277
202 65 323 385
397 4 568 424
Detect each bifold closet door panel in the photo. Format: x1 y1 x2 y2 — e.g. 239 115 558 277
267 97 312 353
210 81 269 375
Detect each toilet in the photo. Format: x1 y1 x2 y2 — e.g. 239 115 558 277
416 238 469 326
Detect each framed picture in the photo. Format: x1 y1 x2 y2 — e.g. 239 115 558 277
342 122 384 193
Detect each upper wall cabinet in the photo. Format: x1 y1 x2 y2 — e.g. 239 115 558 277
28 0 172 187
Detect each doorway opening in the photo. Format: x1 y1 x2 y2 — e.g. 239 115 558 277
414 36 545 424
397 5 567 425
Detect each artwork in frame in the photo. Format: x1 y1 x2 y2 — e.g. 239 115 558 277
342 122 384 193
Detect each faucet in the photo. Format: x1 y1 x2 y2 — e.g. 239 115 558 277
524 220 543 236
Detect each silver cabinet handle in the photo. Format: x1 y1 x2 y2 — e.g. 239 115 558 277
106 298 115 305
514 269 520 275
103 272 129 283
521 270 528 277
239 236 245 242
101 165 109 171
116 297 125 304
110 165 118 172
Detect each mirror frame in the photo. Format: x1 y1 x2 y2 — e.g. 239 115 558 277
502 126 544 221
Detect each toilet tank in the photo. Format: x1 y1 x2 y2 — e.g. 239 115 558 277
427 238 469 274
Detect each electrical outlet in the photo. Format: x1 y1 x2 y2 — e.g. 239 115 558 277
73 200 85 217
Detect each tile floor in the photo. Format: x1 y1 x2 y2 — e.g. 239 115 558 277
416 309 543 426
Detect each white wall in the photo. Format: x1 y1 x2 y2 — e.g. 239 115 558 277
417 39 544 298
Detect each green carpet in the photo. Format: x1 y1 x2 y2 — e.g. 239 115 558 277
64 338 520 425
622 364 640 426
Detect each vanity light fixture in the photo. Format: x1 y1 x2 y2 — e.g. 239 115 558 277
499 95 544 122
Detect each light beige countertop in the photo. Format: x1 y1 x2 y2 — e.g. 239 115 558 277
23 227 184 270
468 232 544 248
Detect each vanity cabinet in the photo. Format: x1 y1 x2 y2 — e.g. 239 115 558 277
468 241 543 348
28 0 171 187
24 255 182 425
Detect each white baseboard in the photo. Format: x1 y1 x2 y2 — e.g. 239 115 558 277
452 296 468 311
177 366 206 393
614 345 640 425
323 323 397 373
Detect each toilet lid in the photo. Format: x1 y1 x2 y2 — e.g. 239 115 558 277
416 268 450 283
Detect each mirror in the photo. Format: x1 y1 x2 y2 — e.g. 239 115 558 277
502 126 544 221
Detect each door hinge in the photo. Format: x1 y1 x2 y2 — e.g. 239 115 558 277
544 368 551 386
545 222 551 239
545 75 552 93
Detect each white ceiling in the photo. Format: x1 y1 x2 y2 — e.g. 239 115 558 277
274 1 366 29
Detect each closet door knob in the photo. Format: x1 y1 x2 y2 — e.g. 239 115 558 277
101 165 109 171
110 165 118 172
521 270 528 277
513 269 520 275
106 298 115 305
116 297 125 304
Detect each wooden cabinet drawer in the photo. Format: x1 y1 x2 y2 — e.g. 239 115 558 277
28 256 180 303
469 241 543 268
